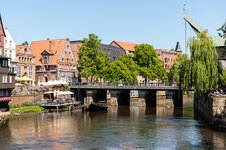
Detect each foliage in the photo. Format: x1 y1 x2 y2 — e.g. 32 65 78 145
134 44 167 83
21 102 35 107
10 102 44 114
10 106 43 114
219 69 226 86
105 55 139 83
63 85 71 91
217 20 226 39
187 31 218 94
171 54 191 91
78 34 109 82
172 31 218 95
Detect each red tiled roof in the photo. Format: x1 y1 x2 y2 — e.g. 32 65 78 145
30 39 67 66
113 41 138 51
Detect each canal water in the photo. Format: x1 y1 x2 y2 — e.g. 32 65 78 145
0 98 226 149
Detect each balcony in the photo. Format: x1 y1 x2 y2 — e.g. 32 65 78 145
8 67 16 74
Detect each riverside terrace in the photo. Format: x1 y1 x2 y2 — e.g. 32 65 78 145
70 82 190 107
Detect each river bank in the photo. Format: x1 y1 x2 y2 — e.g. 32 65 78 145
195 94 226 131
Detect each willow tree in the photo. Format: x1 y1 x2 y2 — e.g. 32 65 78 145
188 30 218 95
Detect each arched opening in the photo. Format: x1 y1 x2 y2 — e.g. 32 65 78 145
45 76 48 82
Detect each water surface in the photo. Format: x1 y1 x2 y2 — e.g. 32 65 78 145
0 101 226 149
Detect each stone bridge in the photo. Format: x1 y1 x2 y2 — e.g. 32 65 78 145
70 83 185 107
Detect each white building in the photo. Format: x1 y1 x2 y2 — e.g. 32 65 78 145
4 28 17 73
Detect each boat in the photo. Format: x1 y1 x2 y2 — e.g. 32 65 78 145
82 102 108 112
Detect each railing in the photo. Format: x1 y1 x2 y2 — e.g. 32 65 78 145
70 82 178 88
8 67 15 73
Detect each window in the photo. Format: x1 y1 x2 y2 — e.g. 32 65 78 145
6 90 8 96
107 49 110 55
2 75 7 83
51 73 55 81
29 66 33 79
113 57 116 61
17 66 22 77
9 76 12 83
2 59 8 67
38 76 41 84
0 90 3 97
0 47 2 55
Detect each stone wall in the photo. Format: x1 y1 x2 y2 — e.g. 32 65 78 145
195 94 226 131
10 95 34 106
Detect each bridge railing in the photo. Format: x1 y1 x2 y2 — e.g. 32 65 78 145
70 82 178 88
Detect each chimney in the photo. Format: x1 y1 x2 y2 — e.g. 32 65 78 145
66 38 70 41
49 40 51 51
47 38 50 41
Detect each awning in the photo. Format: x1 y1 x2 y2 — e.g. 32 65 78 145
15 76 32 81
57 91 74 95
40 80 69 86
43 91 54 94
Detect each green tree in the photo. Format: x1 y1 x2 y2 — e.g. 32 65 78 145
106 55 138 83
134 44 166 84
188 31 218 94
171 54 191 91
219 70 226 87
78 34 109 83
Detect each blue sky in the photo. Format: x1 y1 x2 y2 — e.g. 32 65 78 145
1 0 225 53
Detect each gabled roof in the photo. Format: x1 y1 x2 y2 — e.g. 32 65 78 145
111 41 138 51
175 42 182 52
184 13 225 47
0 14 6 37
184 13 204 34
30 39 67 66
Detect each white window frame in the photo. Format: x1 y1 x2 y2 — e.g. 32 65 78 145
9 76 12 83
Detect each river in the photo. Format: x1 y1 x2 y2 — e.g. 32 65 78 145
0 98 226 149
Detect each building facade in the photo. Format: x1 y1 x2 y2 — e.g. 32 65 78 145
110 41 138 55
16 42 36 83
30 38 77 85
99 44 126 62
0 15 15 111
0 55 16 111
156 42 182 72
0 15 6 56
4 28 17 73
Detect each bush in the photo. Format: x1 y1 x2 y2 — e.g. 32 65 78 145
21 102 34 107
10 106 44 114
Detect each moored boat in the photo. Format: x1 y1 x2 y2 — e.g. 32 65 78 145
82 102 108 112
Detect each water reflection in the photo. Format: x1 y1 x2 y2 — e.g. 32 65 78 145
0 98 225 149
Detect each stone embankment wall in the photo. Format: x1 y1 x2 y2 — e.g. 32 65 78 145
0 111 10 124
195 94 226 131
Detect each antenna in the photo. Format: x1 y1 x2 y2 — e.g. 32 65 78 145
184 4 187 54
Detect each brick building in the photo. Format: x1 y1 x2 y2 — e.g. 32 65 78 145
0 15 5 56
110 41 138 55
0 15 15 111
30 38 77 85
156 42 182 72
16 42 36 84
99 44 126 62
